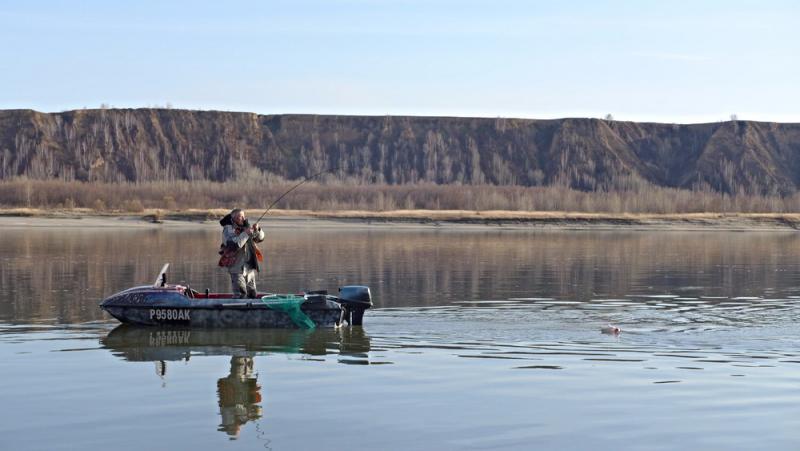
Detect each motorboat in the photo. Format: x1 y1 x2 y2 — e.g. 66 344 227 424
99 264 373 328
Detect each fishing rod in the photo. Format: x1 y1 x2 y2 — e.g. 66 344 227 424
254 166 340 225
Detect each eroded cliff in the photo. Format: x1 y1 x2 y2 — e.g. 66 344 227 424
2 108 799 194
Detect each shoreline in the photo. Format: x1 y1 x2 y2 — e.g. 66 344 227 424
1 208 800 231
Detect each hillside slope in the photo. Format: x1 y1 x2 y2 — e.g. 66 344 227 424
2 109 800 194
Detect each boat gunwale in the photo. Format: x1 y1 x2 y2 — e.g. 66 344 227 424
101 302 341 311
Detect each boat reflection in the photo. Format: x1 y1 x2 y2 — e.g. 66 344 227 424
100 325 372 438
100 324 372 361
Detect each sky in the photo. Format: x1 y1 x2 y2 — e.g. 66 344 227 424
1 0 798 123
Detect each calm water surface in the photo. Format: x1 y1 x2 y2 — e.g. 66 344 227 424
2 225 800 450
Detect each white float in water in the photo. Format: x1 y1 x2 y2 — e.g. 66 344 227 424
601 324 621 335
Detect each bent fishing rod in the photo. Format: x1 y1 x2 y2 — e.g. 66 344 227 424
254 166 340 225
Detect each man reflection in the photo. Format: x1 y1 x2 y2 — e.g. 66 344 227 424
217 356 263 438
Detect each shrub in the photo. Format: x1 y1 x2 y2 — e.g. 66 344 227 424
162 196 177 210
122 199 145 212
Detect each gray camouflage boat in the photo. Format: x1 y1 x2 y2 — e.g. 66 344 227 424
100 264 373 328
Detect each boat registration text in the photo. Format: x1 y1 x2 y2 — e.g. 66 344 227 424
150 308 191 321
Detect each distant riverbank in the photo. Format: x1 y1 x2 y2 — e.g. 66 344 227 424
2 208 800 231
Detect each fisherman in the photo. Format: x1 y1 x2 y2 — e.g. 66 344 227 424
218 209 265 298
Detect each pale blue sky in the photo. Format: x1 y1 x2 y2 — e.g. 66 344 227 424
1 0 798 123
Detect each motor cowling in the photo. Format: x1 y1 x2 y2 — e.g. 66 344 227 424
337 286 372 326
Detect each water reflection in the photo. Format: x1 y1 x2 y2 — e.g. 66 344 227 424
217 356 261 438
101 325 372 361
4 228 800 324
100 325 373 439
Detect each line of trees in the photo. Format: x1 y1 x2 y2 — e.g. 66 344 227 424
1 177 799 214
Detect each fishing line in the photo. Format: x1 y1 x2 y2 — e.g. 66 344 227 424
254 166 340 224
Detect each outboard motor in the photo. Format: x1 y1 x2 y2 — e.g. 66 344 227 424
337 286 373 326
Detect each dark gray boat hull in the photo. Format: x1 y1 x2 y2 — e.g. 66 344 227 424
100 284 370 328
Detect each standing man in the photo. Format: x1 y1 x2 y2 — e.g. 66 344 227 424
219 209 265 298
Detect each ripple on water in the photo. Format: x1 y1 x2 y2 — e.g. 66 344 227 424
366 296 800 380
514 365 563 370
626 294 680 299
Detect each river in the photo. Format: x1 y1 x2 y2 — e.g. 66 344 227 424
2 225 800 450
